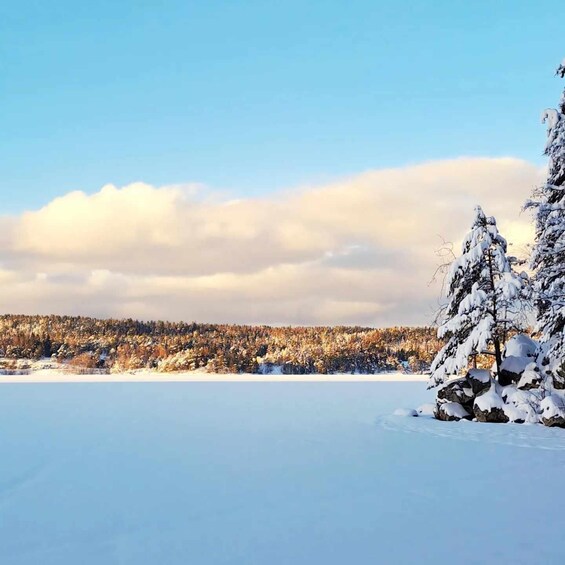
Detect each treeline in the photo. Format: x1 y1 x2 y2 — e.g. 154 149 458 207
0 315 441 374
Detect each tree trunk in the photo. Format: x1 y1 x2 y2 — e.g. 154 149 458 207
487 250 504 383
493 337 506 385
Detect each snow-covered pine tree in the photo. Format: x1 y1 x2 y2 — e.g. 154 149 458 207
429 206 528 387
528 59 565 387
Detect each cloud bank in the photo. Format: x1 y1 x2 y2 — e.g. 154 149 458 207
0 157 542 326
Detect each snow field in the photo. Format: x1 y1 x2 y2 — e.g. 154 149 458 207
0 380 564 564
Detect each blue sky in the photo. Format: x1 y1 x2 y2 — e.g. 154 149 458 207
1 0 563 213
0 1 560 324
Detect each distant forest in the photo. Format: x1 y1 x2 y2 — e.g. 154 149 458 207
0 315 441 374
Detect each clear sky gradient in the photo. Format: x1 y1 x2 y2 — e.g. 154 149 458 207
1 0 563 212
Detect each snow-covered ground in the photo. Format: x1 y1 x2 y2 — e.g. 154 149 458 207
1 378 564 564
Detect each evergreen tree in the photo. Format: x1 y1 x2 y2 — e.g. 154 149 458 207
429 206 527 387
528 59 565 386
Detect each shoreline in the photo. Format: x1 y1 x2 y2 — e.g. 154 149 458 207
0 370 428 384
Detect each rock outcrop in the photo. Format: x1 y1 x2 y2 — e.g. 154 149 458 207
435 371 496 422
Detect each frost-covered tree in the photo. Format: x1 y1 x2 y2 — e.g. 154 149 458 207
528 60 565 386
429 206 528 387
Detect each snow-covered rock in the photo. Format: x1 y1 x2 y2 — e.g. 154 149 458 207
437 377 474 411
501 385 520 405
501 355 531 376
551 363 565 390
416 403 435 417
498 335 539 386
474 384 509 423
504 334 537 359
503 387 540 424
517 363 542 391
499 355 533 386
540 395 565 428
466 369 491 395
502 404 526 424
434 401 472 422
393 408 418 417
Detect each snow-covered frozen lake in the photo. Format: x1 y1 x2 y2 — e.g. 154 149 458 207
1 378 564 564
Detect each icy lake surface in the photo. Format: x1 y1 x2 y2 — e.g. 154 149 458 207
1 380 564 564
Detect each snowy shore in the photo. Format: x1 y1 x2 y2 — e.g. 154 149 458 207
0 370 428 384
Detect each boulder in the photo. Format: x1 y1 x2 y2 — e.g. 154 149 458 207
553 374 565 390
504 334 538 359
499 335 539 386
434 401 472 422
474 405 509 423
393 408 418 417
502 404 526 424
466 369 491 395
553 362 565 390
540 395 565 428
437 377 475 412
517 363 542 391
473 384 509 423
500 384 517 403
499 355 531 386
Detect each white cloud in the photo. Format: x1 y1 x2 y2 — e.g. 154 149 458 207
0 157 543 326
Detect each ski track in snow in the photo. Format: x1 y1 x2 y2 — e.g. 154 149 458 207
378 414 565 451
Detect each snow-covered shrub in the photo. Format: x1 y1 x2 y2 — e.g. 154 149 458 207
67 352 98 370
